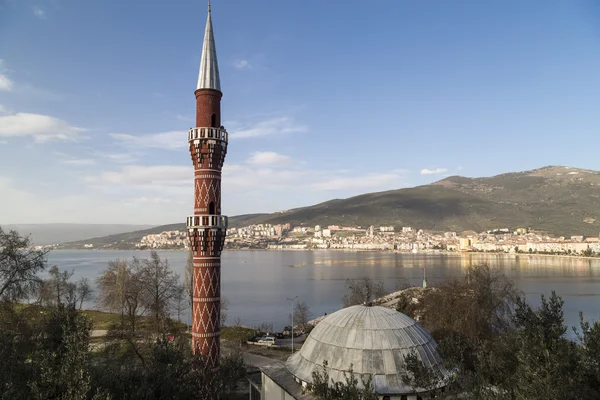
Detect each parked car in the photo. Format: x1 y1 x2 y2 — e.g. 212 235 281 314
275 332 284 339
257 336 276 346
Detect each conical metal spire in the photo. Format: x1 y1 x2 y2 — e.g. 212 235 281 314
197 1 221 91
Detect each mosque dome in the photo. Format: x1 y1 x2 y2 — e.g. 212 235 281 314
285 305 449 395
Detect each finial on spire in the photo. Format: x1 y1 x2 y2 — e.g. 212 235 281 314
208 0 211 13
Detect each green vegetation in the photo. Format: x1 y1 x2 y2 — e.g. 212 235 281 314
310 361 378 400
393 264 600 399
221 326 256 343
0 227 246 399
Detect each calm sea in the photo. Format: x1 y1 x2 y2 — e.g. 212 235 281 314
46 250 600 333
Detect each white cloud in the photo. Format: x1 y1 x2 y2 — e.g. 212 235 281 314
91 165 190 187
247 151 291 166
62 158 95 166
126 197 175 205
93 151 142 164
309 172 406 191
0 73 14 91
233 59 251 70
0 105 10 114
32 6 47 19
110 131 185 150
0 112 86 142
229 117 307 139
420 168 448 175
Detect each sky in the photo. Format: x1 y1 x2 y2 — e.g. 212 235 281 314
1 0 600 225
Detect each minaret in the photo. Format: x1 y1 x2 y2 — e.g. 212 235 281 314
187 0 228 368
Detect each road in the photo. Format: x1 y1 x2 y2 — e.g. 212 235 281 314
276 334 306 350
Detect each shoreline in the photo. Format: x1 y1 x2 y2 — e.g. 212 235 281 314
52 247 600 262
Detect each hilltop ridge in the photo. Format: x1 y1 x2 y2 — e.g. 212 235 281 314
58 166 600 249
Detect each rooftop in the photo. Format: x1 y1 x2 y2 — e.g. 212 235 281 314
286 305 449 395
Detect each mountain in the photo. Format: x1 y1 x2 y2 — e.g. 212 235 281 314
3 224 157 246
252 166 600 236
60 214 268 249
60 166 600 248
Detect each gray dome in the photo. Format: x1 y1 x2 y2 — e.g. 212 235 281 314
286 305 449 395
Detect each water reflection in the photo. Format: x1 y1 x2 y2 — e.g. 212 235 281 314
47 250 600 333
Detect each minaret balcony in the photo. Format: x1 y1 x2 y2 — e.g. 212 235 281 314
187 215 228 230
188 127 228 144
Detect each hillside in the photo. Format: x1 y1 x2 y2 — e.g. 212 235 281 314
61 166 600 248
4 224 156 246
239 166 600 236
243 166 600 236
60 213 268 249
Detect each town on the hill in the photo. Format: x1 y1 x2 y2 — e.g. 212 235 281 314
123 223 600 256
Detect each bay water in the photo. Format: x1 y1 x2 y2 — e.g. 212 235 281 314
47 250 600 333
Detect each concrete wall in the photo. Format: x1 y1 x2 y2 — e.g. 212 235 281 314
262 372 285 400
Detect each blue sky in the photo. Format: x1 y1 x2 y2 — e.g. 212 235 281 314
1 0 600 224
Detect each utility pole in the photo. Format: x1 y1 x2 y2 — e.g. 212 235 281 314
287 296 298 353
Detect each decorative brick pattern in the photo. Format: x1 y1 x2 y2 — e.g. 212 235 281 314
189 85 227 369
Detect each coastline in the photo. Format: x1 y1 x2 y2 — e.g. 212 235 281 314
52 247 600 262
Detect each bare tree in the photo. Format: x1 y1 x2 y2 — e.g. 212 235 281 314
0 226 47 302
37 266 74 306
96 258 143 334
136 251 180 334
220 296 229 327
75 277 94 310
293 301 311 332
172 284 188 323
342 277 387 307
184 250 194 324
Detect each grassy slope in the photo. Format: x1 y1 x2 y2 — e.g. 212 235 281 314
14 304 185 331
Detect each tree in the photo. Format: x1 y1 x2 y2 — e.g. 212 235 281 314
220 296 229 327
342 277 387 307
293 301 311 332
136 251 180 334
400 351 446 399
310 361 378 400
0 226 47 302
172 284 188 323
28 296 97 400
96 258 143 334
75 277 94 310
184 250 194 309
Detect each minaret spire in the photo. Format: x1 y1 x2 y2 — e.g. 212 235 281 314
197 0 221 91
188 0 228 370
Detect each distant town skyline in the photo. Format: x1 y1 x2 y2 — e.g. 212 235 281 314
1 0 600 224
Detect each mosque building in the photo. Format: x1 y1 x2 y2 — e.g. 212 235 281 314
249 305 450 400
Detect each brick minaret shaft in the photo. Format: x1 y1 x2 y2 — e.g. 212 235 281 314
187 1 227 369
